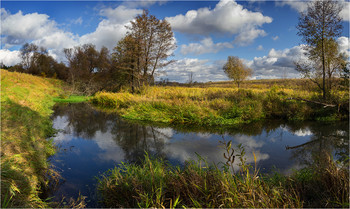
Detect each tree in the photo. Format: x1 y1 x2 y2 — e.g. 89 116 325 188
223 56 252 88
296 0 343 100
64 44 111 95
112 34 141 92
18 43 67 78
115 10 176 88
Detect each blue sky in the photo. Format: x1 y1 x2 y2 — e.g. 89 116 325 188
1 0 349 82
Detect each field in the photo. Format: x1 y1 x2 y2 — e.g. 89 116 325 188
91 81 349 127
1 69 63 207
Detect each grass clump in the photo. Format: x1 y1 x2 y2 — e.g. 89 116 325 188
53 95 91 103
98 144 302 208
1 69 62 208
91 85 348 127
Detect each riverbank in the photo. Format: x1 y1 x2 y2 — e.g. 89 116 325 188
1 69 63 207
91 85 349 127
98 147 349 208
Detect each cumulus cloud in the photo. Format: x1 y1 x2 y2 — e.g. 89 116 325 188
246 36 350 79
1 5 142 64
159 58 228 82
166 0 272 45
276 0 350 22
1 9 78 49
337 36 350 56
0 49 21 66
99 5 142 24
180 37 233 55
246 45 307 79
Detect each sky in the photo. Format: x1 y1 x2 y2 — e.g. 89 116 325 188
1 0 349 82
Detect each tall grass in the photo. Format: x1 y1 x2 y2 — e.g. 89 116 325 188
98 141 349 208
91 85 349 127
1 69 63 207
98 149 301 208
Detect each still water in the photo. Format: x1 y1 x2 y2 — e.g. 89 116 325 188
48 103 349 207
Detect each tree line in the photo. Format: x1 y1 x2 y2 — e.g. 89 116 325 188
7 10 176 95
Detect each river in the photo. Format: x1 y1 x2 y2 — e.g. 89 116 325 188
47 103 349 207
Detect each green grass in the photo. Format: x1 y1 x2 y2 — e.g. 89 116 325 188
90 85 349 127
98 143 349 208
1 69 63 208
98 151 301 208
53 95 91 103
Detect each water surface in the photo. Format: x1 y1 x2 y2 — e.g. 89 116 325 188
48 103 349 207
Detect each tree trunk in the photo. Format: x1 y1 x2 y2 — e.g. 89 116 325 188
321 3 326 101
322 39 326 100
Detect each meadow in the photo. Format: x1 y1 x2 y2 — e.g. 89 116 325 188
91 81 349 127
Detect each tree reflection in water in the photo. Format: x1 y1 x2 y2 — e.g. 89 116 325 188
285 122 349 168
53 103 170 164
52 103 349 170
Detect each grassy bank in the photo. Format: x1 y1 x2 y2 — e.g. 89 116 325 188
91 85 349 127
1 69 63 207
98 144 349 208
53 95 91 103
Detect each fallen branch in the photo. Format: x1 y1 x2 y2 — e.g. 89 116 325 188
285 139 319 150
287 97 336 108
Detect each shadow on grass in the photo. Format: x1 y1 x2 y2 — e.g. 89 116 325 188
1 99 55 208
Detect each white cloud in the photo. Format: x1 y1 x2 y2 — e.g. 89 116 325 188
159 58 228 82
339 1 350 21
277 0 350 22
246 36 350 80
1 6 142 63
1 10 78 49
272 35 279 41
246 45 307 79
257 45 264 51
99 5 142 24
180 37 233 55
166 0 272 45
0 49 21 66
337 36 350 56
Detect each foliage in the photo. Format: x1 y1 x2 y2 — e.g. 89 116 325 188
14 43 69 80
1 69 63 207
296 0 344 100
113 9 176 91
223 56 253 88
64 44 111 95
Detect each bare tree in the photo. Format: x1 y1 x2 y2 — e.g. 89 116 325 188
296 0 343 100
223 56 253 88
